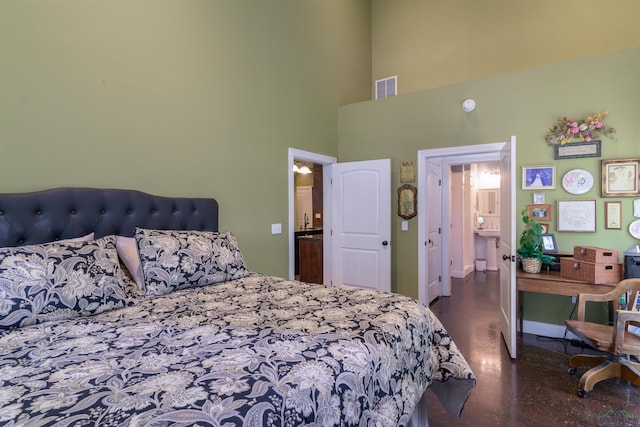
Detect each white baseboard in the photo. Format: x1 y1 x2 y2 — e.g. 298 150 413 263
450 269 465 278
521 319 580 341
451 265 475 278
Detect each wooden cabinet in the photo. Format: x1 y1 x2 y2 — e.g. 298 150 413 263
299 236 323 284
294 229 323 275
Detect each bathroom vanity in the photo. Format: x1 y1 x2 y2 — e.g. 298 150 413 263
295 228 323 277
298 233 323 284
475 188 500 271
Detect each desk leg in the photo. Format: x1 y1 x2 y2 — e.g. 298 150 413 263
518 290 524 336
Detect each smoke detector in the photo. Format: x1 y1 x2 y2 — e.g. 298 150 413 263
462 99 476 112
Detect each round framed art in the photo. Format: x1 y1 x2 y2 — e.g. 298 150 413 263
630 219 640 239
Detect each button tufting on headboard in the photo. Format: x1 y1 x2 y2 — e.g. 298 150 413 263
0 188 219 247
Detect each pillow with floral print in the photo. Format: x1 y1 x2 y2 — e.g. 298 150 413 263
135 228 249 298
0 235 127 330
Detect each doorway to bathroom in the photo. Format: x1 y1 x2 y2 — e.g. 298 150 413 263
293 161 324 283
288 149 336 284
449 161 501 279
417 138 518 358
287 148 392 293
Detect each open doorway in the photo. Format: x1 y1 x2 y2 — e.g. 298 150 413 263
449 161 501 279
417 138 518 358
293 161 323 283
417 142 514 303
287 148 336 282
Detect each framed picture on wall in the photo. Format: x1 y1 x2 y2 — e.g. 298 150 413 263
527 204 552 221
601 158 640 197
557 199 597 232
533 192 545 204
522 165 556 190
553 140 601 160
605 201 622 229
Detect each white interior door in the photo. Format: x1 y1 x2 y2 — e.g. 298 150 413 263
427 159 442 303
499 136 517 359
330 159 391 293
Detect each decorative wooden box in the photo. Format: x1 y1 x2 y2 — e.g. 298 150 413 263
573 246 619 264
560 257 622 285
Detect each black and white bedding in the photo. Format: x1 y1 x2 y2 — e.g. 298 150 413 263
0 188 475 426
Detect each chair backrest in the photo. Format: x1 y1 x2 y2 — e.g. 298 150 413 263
576 278 640 321
570 278 640 356
614 311 640 355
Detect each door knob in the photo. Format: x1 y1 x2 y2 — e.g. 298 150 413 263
502 254 515 262
382 240 389 246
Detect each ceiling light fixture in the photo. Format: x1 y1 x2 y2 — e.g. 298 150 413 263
293 162 312 174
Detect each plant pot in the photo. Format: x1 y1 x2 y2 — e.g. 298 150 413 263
522 257 542 274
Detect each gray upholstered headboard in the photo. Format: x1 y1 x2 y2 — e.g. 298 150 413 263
0 188 219 248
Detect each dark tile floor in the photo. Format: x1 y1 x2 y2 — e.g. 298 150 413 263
425 270 640 426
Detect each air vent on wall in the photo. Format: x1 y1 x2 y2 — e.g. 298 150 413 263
375 76 397 99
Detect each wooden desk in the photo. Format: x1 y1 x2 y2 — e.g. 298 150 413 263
516 270 616 335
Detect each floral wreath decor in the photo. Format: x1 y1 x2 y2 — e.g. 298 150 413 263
545 112 616 145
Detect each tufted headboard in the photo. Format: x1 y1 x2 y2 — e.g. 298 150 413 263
0 188 219 248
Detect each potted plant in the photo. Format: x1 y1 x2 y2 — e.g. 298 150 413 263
517 209 555 273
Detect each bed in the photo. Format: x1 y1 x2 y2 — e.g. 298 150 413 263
0 187 475 426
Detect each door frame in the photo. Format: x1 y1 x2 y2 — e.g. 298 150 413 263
288 148 336 282
417 142 509 305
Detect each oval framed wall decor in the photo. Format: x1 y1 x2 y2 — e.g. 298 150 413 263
562 168 594 195
398 184 417 219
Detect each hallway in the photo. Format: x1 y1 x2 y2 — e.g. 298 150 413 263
425 271 640 426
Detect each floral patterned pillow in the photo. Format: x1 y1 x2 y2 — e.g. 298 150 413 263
0 235 127 330
135 228 250 298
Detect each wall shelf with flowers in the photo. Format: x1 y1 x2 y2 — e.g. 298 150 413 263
545 112 616 159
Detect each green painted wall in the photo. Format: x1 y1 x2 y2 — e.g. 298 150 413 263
2 0 639 328
338 47 640 325
0 0 372 278
372 0 640 95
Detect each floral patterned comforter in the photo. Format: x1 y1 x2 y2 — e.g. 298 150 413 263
0 273 475 426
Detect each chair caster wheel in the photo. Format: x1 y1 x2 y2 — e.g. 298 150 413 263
577 389 588 398
568 367 577 375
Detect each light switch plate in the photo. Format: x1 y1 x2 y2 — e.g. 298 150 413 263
271 223 282 234
401 221 408 231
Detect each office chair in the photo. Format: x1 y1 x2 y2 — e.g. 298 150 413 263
565 278 640 397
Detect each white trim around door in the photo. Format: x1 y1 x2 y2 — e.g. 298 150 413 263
417 142 510 305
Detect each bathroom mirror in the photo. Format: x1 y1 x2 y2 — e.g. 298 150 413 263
477 189 499 216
